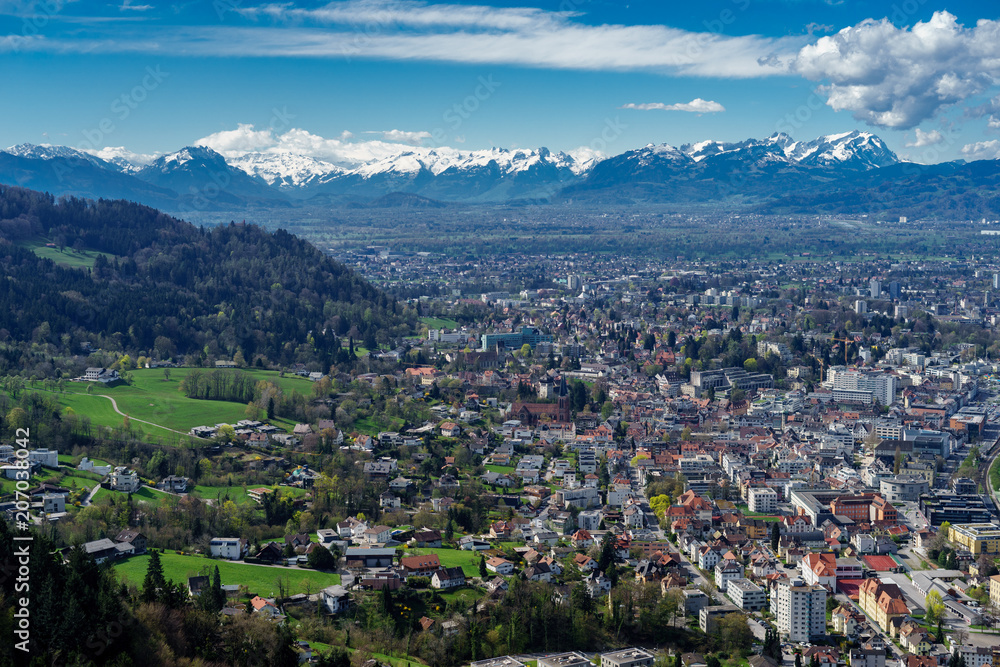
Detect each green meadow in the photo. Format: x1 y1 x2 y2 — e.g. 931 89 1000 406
113 552 339 597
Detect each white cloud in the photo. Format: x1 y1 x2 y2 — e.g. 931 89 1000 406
119 0 152 10
621 98 725 113
0 34 41 51
13 0 801 78
379 129 432 144
961 140 1000 161
905 128 944 148
793 11 1000 129
195 123 277 155
83 145 158 165
193 124 446 166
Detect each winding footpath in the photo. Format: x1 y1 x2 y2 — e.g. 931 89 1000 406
94 394 206 439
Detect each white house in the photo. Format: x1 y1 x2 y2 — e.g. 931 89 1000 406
486 557 515 575
28 449 58 468
715 560 744 593
698 546 722 571
431 567 466 589
585 571 612 597
362 525 393 544
209 537 247 560
79 457 112 476
84 367 120 383
110 467 140 493
321 585 350 613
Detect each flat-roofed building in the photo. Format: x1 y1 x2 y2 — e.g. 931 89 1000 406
727 578 766 612
537 653 593 667
948 523 1000 555
699 604 739 634
601 648 655 667
748 487 777 514
774 578 826 642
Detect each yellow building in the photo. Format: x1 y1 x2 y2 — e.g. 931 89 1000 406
948 523 1000 555
990 575 1000 607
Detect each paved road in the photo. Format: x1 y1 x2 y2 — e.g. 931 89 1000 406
81 483 101 507
631 470 714 592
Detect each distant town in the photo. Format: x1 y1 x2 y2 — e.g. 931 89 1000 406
6 248 1000 667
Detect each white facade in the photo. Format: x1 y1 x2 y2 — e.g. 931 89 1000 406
774 578 826 642
110 466 140 493
577 510 602 531
29 449 58 468
715 561 743 593
952 645 993 667
830 370 898 406
727 578 767 612
42 493 65 514
748 487 777 514
209 537 245 560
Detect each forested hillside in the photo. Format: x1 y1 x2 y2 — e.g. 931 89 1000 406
0 185 414 371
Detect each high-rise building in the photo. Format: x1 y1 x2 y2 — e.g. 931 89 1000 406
831 370 898 405
993 273 999 290
774 578 826 642
870 279 881 299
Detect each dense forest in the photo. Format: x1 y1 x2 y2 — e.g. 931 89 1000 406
0 185 415 374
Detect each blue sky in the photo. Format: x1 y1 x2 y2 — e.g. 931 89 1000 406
1 0 1000 165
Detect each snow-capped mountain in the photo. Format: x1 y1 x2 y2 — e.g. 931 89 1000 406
309 146 596 201
4 143 117 170
0 131 912 208
136 146 290 207
84 146 158 174
229 152 343 190
681 131 899 171
785 130 899 170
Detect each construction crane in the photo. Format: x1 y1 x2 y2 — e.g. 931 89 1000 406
830 335 856 367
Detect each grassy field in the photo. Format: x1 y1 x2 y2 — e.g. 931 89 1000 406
354 415 406 436
93 486 176 507
189 484 308 505
39 367 313 436
113 552 339 597
437 587 485 607
21 238 121 270
308 644 427 667
420 317 459 330
406 547 486 578
485 465 515 475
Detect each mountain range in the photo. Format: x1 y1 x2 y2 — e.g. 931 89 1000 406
2 131 1000 217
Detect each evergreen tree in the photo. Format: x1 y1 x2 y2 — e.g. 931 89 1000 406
209 565 225 612
142 549 166 603
770 522 780 551
479 554 488 578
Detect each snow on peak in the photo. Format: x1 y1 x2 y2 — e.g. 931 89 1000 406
4 143 111 168
229 152 342 188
